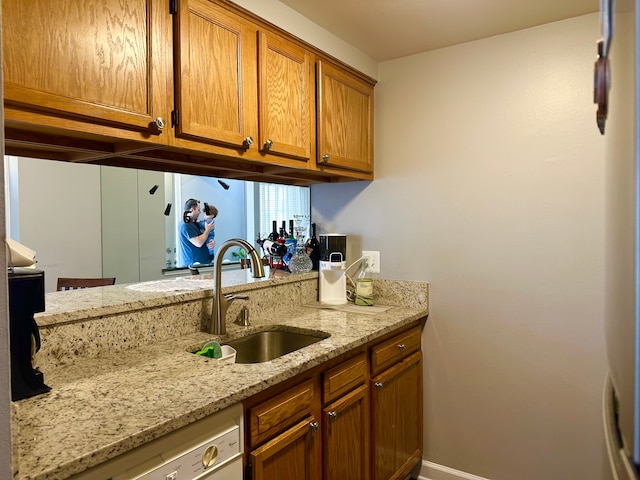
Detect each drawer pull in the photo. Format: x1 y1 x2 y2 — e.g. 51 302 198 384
375 382 384 391
310 421 319 432
327 411 338 421
322 153 330 162
263 139 273 151
397 344 406 351
243 136 254 148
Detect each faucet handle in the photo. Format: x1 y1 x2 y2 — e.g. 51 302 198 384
234 306 251 326
224 294 248 301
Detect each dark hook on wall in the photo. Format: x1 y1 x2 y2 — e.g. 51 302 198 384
218 180 230 190
149 185 159 195
164 203 172 216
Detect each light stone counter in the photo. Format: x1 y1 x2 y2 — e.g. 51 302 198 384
13 270 429 480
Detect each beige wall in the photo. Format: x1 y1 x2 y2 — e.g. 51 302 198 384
311 14 607 480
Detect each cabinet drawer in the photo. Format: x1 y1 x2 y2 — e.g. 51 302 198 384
371 326 421 376
323 354 367 404
248 379 315 448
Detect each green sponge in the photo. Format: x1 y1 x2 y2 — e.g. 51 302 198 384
196 341 222 358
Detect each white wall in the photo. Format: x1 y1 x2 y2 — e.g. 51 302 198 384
15 158 102 292
311 14 607 480
101 167 167 283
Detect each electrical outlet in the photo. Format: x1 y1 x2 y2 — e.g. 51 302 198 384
362 250 380 274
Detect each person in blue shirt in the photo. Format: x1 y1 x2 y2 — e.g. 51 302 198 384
178 199 215 267
200 203 218 257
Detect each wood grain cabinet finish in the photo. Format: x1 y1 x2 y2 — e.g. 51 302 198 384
248 378 315 449
323 384 370 480
174 0 258 149
371 325 422 376
371 351 423 480
317 59 374 174
174 1 313 164
249 416 321 480
322 353 367 404
258 31 314 162
2 0 374 183
3 0 169 136
322 354 369 480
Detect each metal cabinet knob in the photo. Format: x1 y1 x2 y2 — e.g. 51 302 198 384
328 411 338 421
375 382 383 391
263 139 273 151
310 421 319 432
153 116 165 130
397 344 406 351
322 153 330 162
243 136 254 148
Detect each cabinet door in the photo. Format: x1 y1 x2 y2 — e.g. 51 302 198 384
323 384 369 480
3 0 168 134
174 0 258 148
371 351 423 480
316 60 374 173
249 416 321 480
258 31 313 161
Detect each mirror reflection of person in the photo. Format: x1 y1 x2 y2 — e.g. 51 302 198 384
200 203 218 256
178 199 215 267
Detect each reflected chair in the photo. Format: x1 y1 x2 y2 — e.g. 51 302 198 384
56 277 116 291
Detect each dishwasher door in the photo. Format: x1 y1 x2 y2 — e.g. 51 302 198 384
70 404 244 480
198 457 242 480
138 423 243 480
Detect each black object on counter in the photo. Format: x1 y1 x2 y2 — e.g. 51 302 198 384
8 267 50 401
305 222 321 270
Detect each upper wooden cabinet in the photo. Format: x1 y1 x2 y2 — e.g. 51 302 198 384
3 0 169 136
2 0 374 184
317 59 374 174
258 31 314 161
174 0 257 149
174 0 313 163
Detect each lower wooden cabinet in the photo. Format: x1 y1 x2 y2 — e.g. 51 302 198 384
323 384 369 480
249 416 321 480
371 351 423 480
244 321 424 480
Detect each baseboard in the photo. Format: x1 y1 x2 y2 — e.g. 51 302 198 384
416 460 492 480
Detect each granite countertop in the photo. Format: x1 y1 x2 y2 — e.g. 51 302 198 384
14 273 429 480
36 268 300 326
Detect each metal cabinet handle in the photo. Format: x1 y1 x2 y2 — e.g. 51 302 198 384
397 344 406 351
152 116 165 130
309 421 319 432
375 382 383 391
328 411 338 421
263 139 273 151
322 153 330 162
243 136 254 148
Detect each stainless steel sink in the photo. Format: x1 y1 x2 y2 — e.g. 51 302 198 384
225 329 330 363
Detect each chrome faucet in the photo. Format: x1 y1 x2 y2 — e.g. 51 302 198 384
211 238 265 334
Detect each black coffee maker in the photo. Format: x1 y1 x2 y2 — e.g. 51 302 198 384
8 267 50 401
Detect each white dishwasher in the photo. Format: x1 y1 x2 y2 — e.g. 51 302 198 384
70 403 244 480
